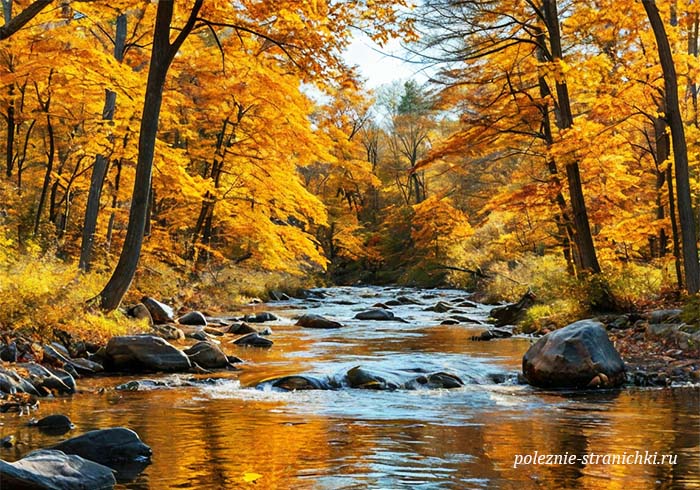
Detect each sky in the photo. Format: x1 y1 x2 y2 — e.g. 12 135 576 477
343 33 429 90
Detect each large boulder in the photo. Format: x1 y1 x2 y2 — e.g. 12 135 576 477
104 336 191 372
140 297 174 324
184 341 229 369
522 319 626 389
0 449 116 490
52 427 152 468
296 314 344 329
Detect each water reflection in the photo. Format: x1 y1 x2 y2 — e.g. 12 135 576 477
0 286 697 489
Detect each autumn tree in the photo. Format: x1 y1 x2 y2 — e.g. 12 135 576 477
642 0 700 294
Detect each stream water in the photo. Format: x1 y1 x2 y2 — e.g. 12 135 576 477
1 286 699 489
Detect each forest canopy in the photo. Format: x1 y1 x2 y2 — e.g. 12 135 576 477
0 0 698 326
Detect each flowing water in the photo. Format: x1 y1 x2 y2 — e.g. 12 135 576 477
1 286 698 489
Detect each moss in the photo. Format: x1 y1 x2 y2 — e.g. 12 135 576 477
680 294 700 327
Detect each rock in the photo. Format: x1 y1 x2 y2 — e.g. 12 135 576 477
345 366 401 390
457 300 477 308
296 314 344 329
354 309 396 321
19 363 75 395
424 301 453 313
43 344 103 375
0 366 42 396
243 312 278 323
0 341 18 362
490 290 537 327
45 367 77 394
449 315 482 324
646 323 677 339
0 449 117 490
269 290 290 301
372 302 392 308
30 414 74 436
397 295 421 305
522 319 626 389
140 297 175 324
52 427 152 468
258 327 273 336
263 375 331 391
104 336 191 372
0 434 16 448
178 311 207 326
184 341 229 369
203 326 224 336
127 303 153 326
227 355 244 364
226 322 257 335
472 328 513 341
151 324 185 341
232 332 273 348
440 319 460 325
408 372 464 389
649 309 683 324
0 393 39 414
607 314 632 330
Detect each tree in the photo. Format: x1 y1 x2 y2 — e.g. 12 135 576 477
643 0 700 293
98 0 203 310
0 0 51 41
79 12 127 272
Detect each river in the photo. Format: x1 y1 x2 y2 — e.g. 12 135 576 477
1 286 699 489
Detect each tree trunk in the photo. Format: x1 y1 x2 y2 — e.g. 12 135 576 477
5 84 14 177
33 95 54 236
99 0 203 311
543 0 601 274
80 14 126 272
667 165 683 288
644 0 700 294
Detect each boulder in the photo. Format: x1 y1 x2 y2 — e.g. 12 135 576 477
30 414 74 436
490 290 536 327
0 366 41 396
43 345 103 375
296 314 344 329
226 322 257 335
648 309 682 324
19 363 75 395
424 301 453 313
472 328 513 341
232 333 273 348
151 324 185 341
262 375 332 391
522 319 626 389
0 449 116 490
140 297 174 324
52 427 152 468
178 311 207 326
243 312 278 323
354 309 396 321
184 341 229 369
104 336 191 372
345 366 401 390
127 304 153 326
